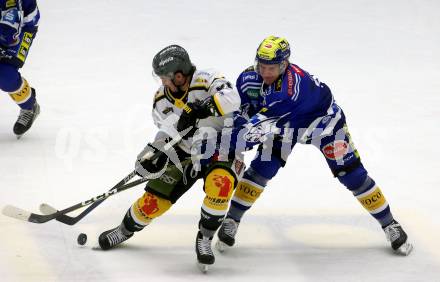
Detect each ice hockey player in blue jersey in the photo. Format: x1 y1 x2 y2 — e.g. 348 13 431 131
0 0 40 138
214 36 413 255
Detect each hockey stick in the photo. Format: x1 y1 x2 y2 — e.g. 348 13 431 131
1 176 150 224
40 170 138 225
2 128 191 224
44 128 189 225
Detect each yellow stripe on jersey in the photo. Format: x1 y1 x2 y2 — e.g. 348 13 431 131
213 93 225 116
17 32 33 62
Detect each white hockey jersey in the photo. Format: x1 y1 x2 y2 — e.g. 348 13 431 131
152 68 241 153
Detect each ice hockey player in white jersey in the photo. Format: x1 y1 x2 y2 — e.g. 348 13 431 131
98 45 243 272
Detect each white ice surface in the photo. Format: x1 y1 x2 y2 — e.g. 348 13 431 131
1 0 440 281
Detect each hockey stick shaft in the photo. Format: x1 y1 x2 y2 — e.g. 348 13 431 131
2 176 149 224
2 129 190 224
60 171 135 223
50 170 138 225
51 130 187 225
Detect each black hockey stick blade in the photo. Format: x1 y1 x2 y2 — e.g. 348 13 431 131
2 205 60 223
1 176 148 224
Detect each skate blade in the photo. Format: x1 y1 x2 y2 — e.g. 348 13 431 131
16 135 22 140
197 263 209 273
215 240 230 253
395 242 413 256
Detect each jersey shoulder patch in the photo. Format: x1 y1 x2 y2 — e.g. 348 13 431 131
191 68 228 92
154 88 165 100
244 65 255 72
153 88 166 107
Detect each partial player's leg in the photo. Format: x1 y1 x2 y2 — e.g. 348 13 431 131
312 113 413 255
98 191 173 250
216 140 294 251
196 160 242 270
99 159 200 250
0 27 40 138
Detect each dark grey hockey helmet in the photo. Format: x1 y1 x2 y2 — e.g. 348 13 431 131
152 45 194 78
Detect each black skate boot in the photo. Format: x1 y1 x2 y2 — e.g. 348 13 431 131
13 94 40 138
99 224 134 250
382 220 413 255
195 231 215 273
216 217 239 252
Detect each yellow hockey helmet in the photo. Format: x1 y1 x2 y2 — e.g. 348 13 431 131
256 36 291 64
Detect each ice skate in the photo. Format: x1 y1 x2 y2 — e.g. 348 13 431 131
99 224 133 250
195 231 214 273
216 217 239 252
14 98 40 139
383 220 413 256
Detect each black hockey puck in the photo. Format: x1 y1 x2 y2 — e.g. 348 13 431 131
77 233 87 245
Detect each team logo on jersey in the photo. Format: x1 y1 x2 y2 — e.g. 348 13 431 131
322 140 349 160
247 89 259 98
243 74 256 80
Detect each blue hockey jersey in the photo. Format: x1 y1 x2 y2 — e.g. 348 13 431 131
232 64 338 149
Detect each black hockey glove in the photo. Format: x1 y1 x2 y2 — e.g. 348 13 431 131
135 143 169 177
176 97 215 135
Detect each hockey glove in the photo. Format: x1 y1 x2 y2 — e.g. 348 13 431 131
135 143 169 177
0 8 22 46
176 97 215 135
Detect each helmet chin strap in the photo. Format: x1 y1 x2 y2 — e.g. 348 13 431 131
279 60 288 74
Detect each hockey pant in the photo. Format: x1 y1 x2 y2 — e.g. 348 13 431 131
121 156 244 234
